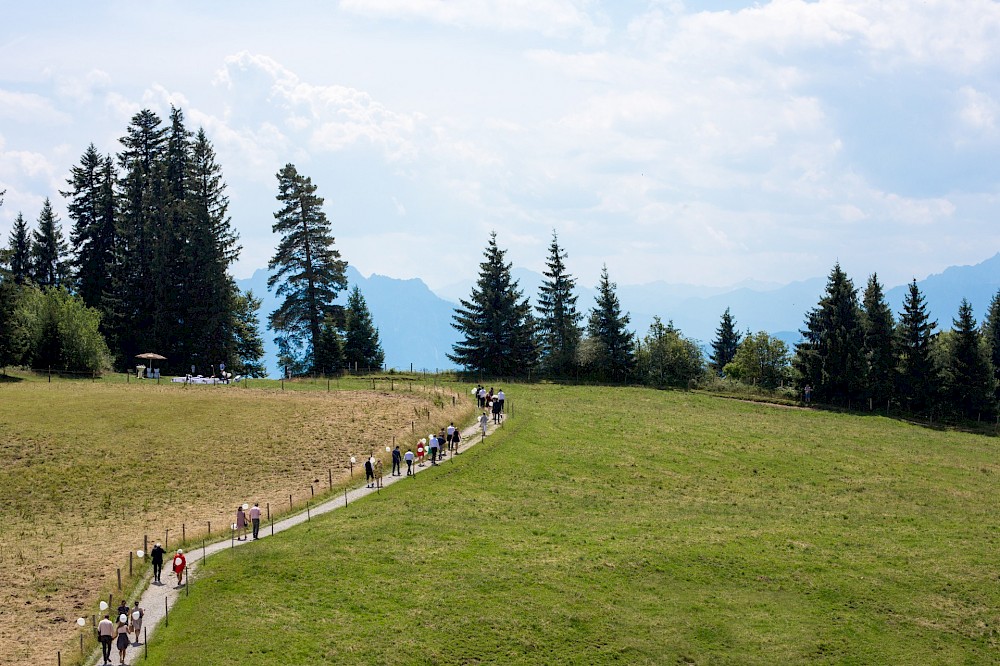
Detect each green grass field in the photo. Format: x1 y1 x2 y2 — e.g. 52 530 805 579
139 384 1000 665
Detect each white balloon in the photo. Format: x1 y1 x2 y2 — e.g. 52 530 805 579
242 503 249 510
386 446 391 452
119 614 127 623
350 456 356 464
132 610 140 620
136 550 144 558
77 618 86 626
99 601 108 611
231 523 237 530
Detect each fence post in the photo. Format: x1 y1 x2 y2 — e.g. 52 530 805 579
129 551 133 577
328 469 332 489
117 568 121 590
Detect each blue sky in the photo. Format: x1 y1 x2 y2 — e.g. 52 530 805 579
2 0 999 292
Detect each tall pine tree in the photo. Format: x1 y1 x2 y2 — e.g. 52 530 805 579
585 265 635 381
535 230 582 377
62 144 117 312
343 285 385 371
228 287 267 377
861 273 896 408
31 198 71 288
449 232 537 376
981 288 1000 404
943 299 995 419
896 280 939 415
6 212 32 285
109 109 167 365
267 163 347 375
709 307 742 375
793 263 865 405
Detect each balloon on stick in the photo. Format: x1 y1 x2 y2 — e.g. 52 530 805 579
99 601 108 611
136 549 144 558
77 618 86 627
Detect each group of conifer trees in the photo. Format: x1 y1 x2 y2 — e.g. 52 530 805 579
450 231 704 387
0 108 266 374
792 264 1000 420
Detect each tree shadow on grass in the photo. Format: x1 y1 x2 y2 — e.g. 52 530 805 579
0 374 24 383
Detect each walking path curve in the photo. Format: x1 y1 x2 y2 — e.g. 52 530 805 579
101 411 506 666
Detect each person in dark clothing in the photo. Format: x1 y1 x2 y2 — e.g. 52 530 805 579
492 396 502 423
365 457 375 488
150 542 166 583
391 446 402 476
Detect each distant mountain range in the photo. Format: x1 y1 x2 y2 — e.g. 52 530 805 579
237 253 1000 377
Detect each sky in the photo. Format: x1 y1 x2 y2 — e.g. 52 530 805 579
2 0 999 293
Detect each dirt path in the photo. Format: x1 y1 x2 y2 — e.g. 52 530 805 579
100 412 506 666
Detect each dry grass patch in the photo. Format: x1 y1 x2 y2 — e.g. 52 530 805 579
0 377 472 666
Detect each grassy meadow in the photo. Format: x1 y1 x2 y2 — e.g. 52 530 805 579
138 383 999 665
0 372 471 666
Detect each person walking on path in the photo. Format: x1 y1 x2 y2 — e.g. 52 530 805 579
416 439 425 466
479 411 489 437
365 456 375 488
392 445 402 476
150 542 165 584
429 434 439 465
374 459 384 488
115 614 130 664
250 502 261 540
447 422 456 452
492 397 502 424
497 389 505 414
98 615 114 664
131 601 144 645
116 599 129 623
453 427 461 453
404 448 414 475
172 549 186 587
236 505 248 541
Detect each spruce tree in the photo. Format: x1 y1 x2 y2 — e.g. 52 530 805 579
449 232 537 376
181 124 242 368
585 265 635 381
981 289 1000 403
62 144 117 311
109 109 167 365
535 230 582 377
267 163 348 374
6 212 32 284
315 314 345 375
792 263 865 405
943 299 995 419
861 273 896 408
229 287 267 377
31 198 71 288
343 285 385 371
896 280 939 415
709 307 742 375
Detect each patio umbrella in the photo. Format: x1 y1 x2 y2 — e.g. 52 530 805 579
135 353 167 361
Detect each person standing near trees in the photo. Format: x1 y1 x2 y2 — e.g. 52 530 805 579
172 549 186 587
150 542 165 584
250 502 261 540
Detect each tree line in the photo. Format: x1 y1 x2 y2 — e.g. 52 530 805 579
450 234 1000 423
0 110 383 377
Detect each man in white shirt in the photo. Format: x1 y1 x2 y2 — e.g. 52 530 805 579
98 615 114 664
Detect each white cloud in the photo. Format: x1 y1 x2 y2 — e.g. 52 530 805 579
214 52 422 161
956 86 999 140
0 89 72 124
340 0 608 42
